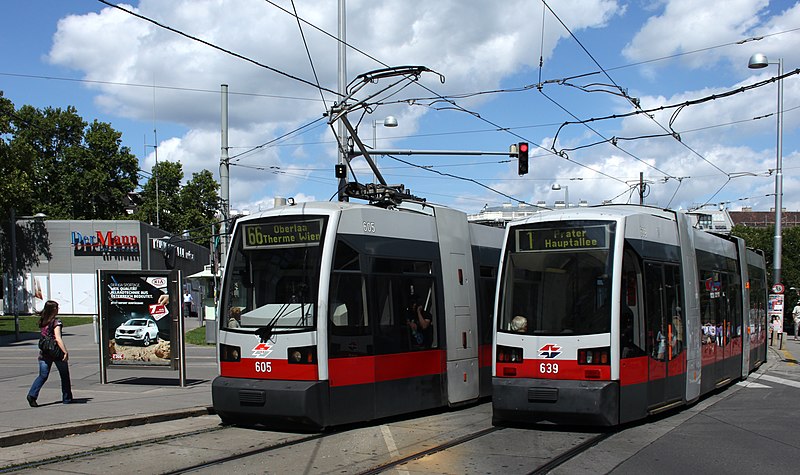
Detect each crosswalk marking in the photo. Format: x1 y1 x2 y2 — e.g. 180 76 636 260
758 373 800 389
737 381 771 388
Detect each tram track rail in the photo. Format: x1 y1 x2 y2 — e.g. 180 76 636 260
1 412 616 475
162 431 331 475
528 431 614 475
355 426 503 475
0 425 225 474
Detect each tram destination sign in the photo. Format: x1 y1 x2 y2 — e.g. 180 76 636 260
242 219 323 249
516 225 608 252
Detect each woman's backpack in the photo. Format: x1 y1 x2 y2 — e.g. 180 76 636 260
38 323 65 360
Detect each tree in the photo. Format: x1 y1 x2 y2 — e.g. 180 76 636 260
731 224 800 290
134 160 184 231
0 96 50 275
178 170 221 247
67 120 140 219
134 161 221 246
6 102 139 220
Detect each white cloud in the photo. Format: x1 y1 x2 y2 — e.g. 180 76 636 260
38 0 799 214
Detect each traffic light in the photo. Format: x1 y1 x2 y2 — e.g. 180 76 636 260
517 142 529 175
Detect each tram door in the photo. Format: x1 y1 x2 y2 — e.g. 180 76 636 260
644 262 684 408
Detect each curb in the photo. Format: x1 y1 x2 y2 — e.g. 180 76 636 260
0 406 215 448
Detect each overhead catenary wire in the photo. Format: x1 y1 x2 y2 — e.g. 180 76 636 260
84 2 796 210
540 0 729 186
95 0 341 97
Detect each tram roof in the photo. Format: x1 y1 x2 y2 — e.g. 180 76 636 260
235 199 458 222
508 203 680 225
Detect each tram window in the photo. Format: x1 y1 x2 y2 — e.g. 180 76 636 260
644 262 667 360
478 266 498 345
333 240 360 271
699 269 729 346
229 248 320 329
499 251 611 336
621 251 646 358
329 274 368 331
664 264 683 357
373 272 437 354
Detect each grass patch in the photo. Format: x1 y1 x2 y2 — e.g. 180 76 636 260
186 325 214 346
0 315 94 335
2 315 214 345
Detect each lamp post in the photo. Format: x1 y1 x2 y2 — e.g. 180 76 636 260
748 53 784 285
551 183 569 208
371 116 398 182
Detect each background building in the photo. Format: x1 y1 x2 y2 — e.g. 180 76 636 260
3 219 210 315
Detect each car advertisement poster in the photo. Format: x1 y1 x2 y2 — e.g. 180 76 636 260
98 270 177 367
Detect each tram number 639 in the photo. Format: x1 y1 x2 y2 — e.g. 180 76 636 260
540 362 559 374
255 361 272 373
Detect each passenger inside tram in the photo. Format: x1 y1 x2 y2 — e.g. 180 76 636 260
228 307 241 328
510 315 528 333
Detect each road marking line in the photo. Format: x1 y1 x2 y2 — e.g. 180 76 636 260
737 381 772 388
380 425 400 457
759 374 800 389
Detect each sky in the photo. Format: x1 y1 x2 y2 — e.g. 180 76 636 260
1 0 799 217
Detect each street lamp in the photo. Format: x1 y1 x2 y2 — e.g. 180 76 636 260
551 183 569 208
748 53 784 285
372 116 398 182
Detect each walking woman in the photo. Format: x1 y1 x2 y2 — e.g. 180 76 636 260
27 300 73 406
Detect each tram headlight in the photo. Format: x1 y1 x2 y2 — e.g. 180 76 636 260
496 345 523 364
287 345 317 364
220 343 241 362
578 346 610 366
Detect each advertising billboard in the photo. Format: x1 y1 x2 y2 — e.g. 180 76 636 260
98 270 178 367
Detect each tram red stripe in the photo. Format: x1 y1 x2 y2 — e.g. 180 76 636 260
220 359 318 380
620 356 648 386
496 359 611 380
329 350 445 387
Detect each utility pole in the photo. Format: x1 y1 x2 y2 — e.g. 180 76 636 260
337 0 348 201
219 84 230 266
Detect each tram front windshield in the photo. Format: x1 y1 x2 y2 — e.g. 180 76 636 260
220 217 326 331
498 221 615 336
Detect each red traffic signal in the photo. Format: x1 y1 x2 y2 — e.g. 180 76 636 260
518 142 529 175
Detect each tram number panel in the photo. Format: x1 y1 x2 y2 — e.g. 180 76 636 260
539 362 559 374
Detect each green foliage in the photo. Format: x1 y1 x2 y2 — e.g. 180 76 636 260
134 162 221 247
0 96 142 274
133 160 184 231
731 224 800 290
0 316 94 335
185 325 214 346
0 95 219 274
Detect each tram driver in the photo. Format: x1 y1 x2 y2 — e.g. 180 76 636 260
407 297 433 349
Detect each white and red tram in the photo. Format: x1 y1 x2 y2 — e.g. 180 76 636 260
212 198 503 428
492 205 768 426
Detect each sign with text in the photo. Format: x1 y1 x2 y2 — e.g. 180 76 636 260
768 293 784 333
242 219 323 249
516 225 608 252
98 270 177 367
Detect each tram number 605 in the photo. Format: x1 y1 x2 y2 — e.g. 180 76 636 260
255 361 272 373
540 362 559 374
